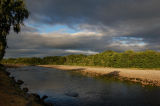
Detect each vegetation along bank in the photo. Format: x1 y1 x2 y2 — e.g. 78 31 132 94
2 50 160 69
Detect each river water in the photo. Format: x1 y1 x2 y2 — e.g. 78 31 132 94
7 66 160 106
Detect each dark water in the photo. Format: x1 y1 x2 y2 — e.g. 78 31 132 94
7 66 160 106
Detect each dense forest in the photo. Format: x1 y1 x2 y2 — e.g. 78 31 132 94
2 50 160 69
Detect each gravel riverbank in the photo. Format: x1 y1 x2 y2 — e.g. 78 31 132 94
40 65 160 86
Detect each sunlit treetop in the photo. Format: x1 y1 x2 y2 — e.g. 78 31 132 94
0 0 29 36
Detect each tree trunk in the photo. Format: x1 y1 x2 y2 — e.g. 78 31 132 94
0 36 6 61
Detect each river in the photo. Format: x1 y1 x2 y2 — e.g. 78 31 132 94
7 66 160 106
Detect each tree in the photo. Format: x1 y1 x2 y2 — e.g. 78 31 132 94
0 0 29 61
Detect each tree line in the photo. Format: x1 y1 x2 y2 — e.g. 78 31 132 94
2 50 160 69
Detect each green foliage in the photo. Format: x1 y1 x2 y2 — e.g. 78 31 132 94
43 56 66 65
0 0 29 61
2 50 160 69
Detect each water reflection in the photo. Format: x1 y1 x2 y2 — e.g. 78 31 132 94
7 66 160 106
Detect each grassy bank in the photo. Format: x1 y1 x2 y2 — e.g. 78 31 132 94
2 50 160 69
0 65 51 106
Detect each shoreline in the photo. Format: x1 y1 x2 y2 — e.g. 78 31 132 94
0 65 52 106
39 65 160 87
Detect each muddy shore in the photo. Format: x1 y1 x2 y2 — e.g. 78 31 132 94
39 65 160 86
0 65 53 106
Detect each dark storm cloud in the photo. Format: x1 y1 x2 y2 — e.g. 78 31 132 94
5 28 146 57
5 48 75 58
25 0 160 26
25 0 160 44
7 30 110 51
5 0 160 57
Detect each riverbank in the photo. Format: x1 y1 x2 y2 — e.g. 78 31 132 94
0 65 52 106
39 65 160 86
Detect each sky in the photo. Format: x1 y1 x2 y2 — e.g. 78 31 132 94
5 0 160 58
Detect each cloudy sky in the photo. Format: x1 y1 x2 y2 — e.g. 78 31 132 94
5 0 160 58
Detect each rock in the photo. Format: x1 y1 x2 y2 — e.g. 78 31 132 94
31 93 52 106
65 92 79 97
31 93 41 101
11 76 15 80
22 88 29 92
41 95 48 101
32 93 40 98
6 71 10 76
16 80 24 85
44 102 53 106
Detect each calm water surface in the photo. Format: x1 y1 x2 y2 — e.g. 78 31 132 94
7 66 160 106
